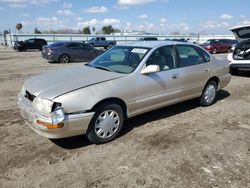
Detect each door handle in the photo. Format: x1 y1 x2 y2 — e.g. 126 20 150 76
204 69 209 72
172 73 179 79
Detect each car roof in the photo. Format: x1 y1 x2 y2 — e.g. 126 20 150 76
53 41 84 44
118 41 188 48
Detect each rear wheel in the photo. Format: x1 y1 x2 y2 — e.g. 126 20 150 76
200 81 218 106
59 54 70 63
212 48 217 54
87 103 125 144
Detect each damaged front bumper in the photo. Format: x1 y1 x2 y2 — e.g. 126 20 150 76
17 92 94 139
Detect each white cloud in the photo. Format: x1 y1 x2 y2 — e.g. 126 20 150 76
77 19 99 27
160 18 167 23
238 20 250 25
77 18 121 29
171 22 190 32
113 4 128 9
85 6 108 13
22 16 66 29
220 13 233 20
204 20 229 29
57 9 76 16
63 2 72 9
77 17 83 21
139 14 148 19
103 18 121 25
2 0 28 2
118 0 155 6
9 3 26 7
2 0 58 8
240 15 246 19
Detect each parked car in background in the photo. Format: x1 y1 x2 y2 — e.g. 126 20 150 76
138 37 158 41
41 41 103 63
18 41 231 144
200 39 237 54
14 38 47 51
87 37 116 49
227 25 250 74
165 38 189 42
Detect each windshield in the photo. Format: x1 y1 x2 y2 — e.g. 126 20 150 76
88 46 150 74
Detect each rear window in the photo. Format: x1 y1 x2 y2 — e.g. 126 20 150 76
238 28 250 38
48 42 65 48
235 27 250 39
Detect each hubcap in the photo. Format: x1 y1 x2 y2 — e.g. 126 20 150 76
60 55 69 63
94 110 120 139
204 84 216 103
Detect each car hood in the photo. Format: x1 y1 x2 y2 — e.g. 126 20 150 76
24 65 125 100
230 25 250 41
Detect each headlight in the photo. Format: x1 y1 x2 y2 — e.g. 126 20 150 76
207 45 212 49
51 108 65 124
21 86 26 96
33 97 53 114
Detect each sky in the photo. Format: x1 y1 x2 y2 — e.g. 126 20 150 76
0 0 250 34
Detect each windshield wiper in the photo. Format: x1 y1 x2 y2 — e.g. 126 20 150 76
85 64 114 72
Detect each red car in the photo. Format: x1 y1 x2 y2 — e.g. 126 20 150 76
200 39 237 54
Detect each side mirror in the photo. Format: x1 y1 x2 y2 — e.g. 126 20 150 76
141 65 160 75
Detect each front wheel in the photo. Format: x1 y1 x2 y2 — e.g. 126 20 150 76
200 81 218 106
107 44 113 49
87 103 125 144
59 54 70 63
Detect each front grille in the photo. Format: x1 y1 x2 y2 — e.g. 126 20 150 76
25 91 36 102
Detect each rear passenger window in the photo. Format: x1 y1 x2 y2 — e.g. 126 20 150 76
196 47 210 62
176 45 204 67
66 43 79 49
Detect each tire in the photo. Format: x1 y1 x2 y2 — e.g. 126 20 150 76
107 44 113 49
212 48 217 54
200 81 218 106
59 54 70 63
87 103 125 144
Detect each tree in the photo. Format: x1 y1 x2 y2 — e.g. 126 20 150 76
34 27 41 34
16 23 23 32
82 26 91 34
170 31 180 35
102 25 114 34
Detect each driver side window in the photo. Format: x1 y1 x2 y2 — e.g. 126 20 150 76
146 46 176 71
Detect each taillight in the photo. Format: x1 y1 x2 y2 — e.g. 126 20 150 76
47 48 53 53
46 48 54 55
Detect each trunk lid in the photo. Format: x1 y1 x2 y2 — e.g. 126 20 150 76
230 25 250 41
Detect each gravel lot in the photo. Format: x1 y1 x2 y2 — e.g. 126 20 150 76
0 46 249 188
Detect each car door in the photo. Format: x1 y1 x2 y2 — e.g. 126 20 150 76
25 39 36 49
78 43 96 61
135 45 182 113
175 45 211 99
65 43 80 61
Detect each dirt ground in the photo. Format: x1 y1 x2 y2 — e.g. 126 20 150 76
0 46 249 188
